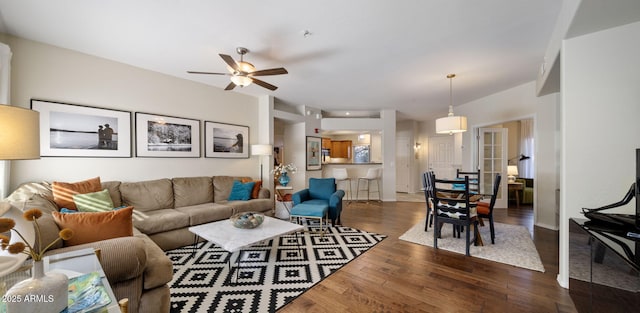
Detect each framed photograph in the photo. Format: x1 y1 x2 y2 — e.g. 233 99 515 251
205 121 249 158
135 112 200 157
306 136 322 171
31 99 132 157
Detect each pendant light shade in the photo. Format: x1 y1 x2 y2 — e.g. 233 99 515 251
436 74 467 135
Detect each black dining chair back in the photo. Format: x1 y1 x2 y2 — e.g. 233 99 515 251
478 173 502 244
431 173 479 256
421 171 435 231
456 169 480 194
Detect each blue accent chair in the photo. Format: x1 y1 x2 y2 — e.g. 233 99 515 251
292 178 346 226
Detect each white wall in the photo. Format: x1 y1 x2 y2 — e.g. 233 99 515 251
3 34 263 190
421 81 560 229
558 21 640 287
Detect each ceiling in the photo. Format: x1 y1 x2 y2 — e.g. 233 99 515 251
0 0 562 121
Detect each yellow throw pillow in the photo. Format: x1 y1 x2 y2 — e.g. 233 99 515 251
52 177 102 211
51 207 133 246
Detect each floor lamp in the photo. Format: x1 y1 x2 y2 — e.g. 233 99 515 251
251 144 272 182
0 104 40 276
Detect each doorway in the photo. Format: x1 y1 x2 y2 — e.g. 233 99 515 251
428 136 455 179
476 119 535 210
396 137 410 193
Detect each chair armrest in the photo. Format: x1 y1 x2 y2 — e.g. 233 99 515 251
44 236 147 284
258 187 271 199
329 190 345 208
292 189 310 205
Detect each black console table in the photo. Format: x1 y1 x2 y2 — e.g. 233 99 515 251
569 218 640 312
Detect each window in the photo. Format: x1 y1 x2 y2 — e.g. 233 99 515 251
353 145 370 163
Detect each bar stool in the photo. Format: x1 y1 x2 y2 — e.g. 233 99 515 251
333 168 352 202
357 168 381 202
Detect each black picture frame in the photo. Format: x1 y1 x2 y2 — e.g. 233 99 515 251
204 121 250 158
30 99 132 157
135 112 201 158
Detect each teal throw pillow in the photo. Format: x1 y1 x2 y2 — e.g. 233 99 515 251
72 189 115 212
228 181 255 201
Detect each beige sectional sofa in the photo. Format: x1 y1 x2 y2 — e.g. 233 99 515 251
5 176 273 313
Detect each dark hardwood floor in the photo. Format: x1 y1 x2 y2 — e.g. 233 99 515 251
279 200 577 313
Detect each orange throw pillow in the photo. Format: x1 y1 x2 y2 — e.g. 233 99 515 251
477 202 490 215
241 178 262 199
51 207 133 246
52 177 102 211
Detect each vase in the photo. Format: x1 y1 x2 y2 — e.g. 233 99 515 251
5 260 68 313
279 172 290 186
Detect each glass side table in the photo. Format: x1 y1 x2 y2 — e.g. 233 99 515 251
1 248 120 313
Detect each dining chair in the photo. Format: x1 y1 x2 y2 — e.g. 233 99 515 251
456 169 480 194
431 172 479 256
477 173 502 244
421 171 435 231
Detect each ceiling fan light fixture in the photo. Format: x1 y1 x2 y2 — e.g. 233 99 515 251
238 61 256 73
230 75 252 87
435 73 468 135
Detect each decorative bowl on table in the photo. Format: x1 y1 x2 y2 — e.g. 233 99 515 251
230 212 265 229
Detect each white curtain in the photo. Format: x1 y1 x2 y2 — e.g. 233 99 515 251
519 119 534 178
0 42 12 198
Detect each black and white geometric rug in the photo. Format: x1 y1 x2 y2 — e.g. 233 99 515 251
167 224 386 313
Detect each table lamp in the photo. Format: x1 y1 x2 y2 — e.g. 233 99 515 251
251 144 272 182
507 165 519 183
0 104 40 276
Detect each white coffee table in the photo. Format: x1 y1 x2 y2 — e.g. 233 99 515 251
188 216 304 283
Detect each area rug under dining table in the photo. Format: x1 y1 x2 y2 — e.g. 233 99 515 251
166 224 386 313
399 219 545 272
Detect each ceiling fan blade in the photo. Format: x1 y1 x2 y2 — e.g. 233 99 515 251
187 71 229 75
219 54 239 72
224 81 236 90
249 67 288 76
250 77 277 91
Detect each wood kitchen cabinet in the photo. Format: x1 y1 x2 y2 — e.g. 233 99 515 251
322 138 332 149
331 140 352 158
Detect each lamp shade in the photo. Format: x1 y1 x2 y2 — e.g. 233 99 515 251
435 115 467 134
507 165 519 176
0 104 40 160
251 144 273 156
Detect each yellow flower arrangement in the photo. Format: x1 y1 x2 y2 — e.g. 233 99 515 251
0 208 73 261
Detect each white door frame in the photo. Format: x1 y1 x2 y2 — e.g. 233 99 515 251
478 128 508 208
471 117 537 218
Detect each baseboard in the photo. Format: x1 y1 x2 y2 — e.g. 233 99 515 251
535 222 559 231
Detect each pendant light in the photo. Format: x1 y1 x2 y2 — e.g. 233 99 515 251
435 74 467 135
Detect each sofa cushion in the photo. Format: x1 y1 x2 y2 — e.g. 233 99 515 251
52 177 102 210
213 176 252 202
309 178 336 200
132 209 189 234
175 203 234 226
101 181 122 207
228 180 255 201
121 179 174 212
73 189 115 212
230 198 274 215
172 177 213 208
51 207 134 246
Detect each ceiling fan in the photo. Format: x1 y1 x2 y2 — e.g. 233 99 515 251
187 47 288 91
